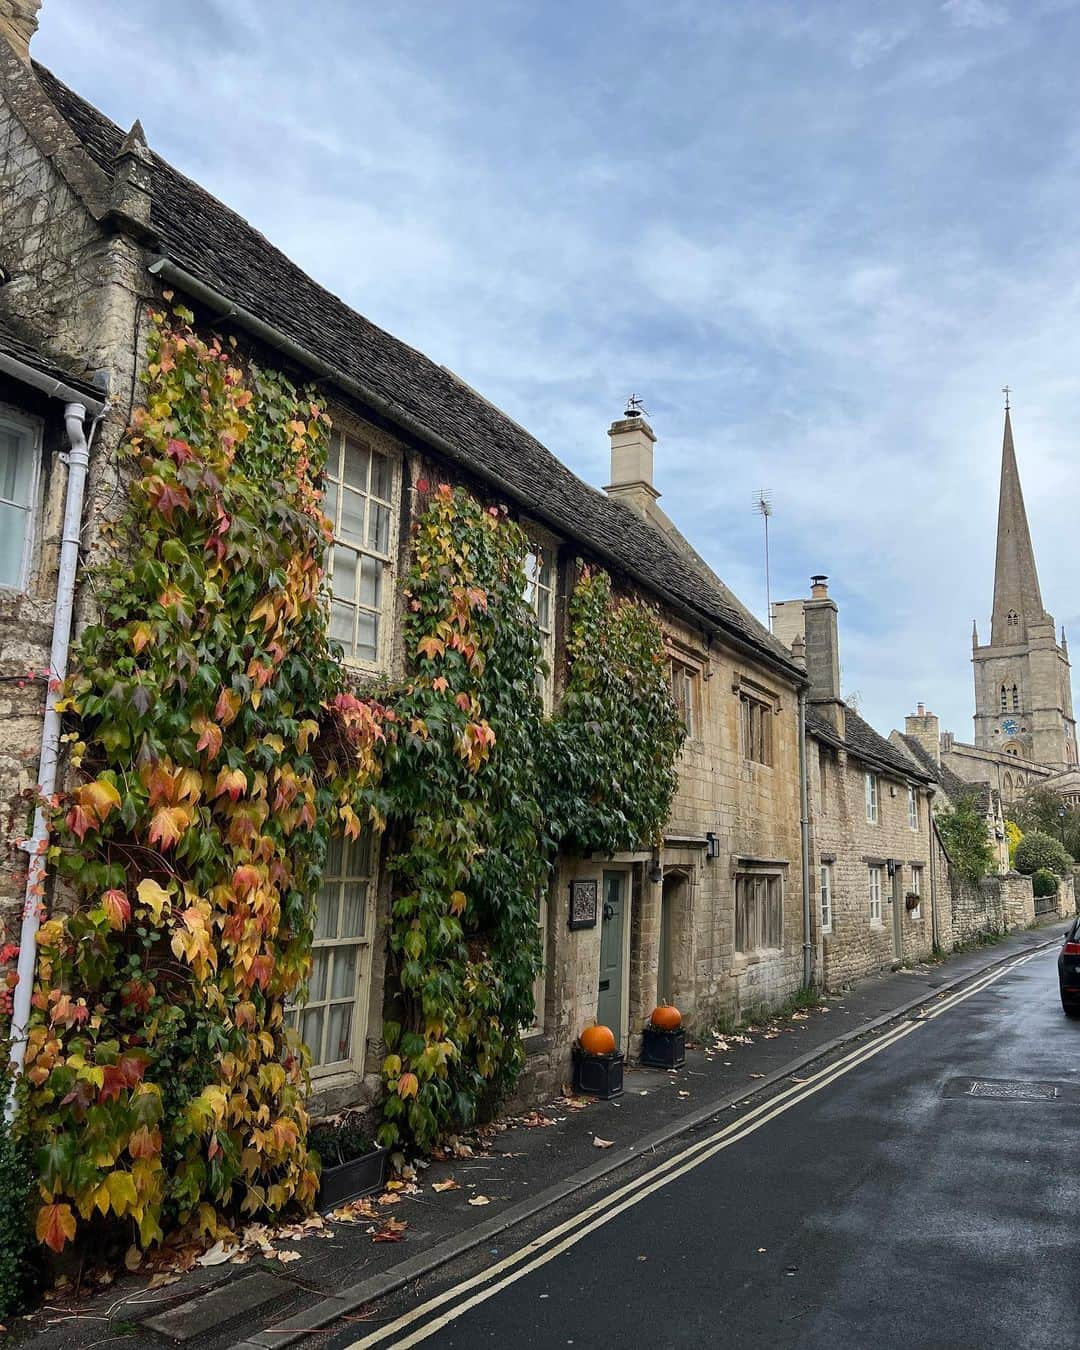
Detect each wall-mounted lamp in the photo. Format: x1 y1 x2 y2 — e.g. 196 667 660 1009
706 831 720 860
647 857 663 885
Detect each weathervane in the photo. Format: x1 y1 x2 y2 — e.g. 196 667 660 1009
1002 385 1011 411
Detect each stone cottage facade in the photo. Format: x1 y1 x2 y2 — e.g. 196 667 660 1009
773 579 936 987
0 7 814 1127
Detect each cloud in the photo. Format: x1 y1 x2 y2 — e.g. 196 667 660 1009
29 0 1080 744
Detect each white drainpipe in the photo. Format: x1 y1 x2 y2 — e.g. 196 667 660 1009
7 400 108 1114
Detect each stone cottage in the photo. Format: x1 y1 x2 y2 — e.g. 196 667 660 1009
0 2 813 1133
773 579 937 987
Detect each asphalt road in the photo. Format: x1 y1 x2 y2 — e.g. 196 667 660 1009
340 945 1080 1350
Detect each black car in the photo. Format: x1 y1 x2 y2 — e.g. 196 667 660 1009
1058 918 1080 1015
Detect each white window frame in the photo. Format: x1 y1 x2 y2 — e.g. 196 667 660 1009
735 871 783 954
909 865 922 921
820 863 832 935
0 406 43 593
865 772 879 824
524 546 556 711
524 885 549 1037
908 786 918 832
323 429 399 670
868 865 883 926
288 828 377 1077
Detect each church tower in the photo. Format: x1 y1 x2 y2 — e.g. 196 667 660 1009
972 401 1077 768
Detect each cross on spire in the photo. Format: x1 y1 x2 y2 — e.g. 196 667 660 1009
1002 385 1011 411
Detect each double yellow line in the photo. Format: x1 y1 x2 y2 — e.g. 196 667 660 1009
348 948 1044 1349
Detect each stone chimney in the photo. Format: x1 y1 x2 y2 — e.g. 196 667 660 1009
904 702 940 766
771 599 806 653
0 0 41 61
803 575 844 735
604 398 659 518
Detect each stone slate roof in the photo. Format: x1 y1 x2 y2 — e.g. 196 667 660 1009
895 733 996 809
0 311 103 404
31 63 802 683
806 705 932 784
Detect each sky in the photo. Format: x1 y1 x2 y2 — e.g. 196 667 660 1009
32 0 1080 739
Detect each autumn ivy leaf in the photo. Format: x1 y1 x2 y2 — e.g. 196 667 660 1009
191 714 223 761
416 636 445 660
213 767 247 802
36 1202 77 1253
135 877 172 921
100 889 131 931
147 804 191 850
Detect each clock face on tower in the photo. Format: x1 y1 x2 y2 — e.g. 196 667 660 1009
1002 718 1019 736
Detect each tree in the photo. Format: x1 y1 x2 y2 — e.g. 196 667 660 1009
1010 787 1080 861
1014 830 1073 878
935 795 996 885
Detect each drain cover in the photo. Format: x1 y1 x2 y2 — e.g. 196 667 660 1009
944 1077 1065 1102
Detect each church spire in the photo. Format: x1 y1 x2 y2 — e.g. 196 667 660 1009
990 400 1045 645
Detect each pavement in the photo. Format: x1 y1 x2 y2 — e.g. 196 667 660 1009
12 918 1068 1350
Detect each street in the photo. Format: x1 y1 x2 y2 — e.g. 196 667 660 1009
338 946 1080 1350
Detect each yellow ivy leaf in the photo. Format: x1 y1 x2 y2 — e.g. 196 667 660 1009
136 878 171 922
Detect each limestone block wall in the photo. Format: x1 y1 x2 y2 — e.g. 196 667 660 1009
663 619 805 1025
809 738 934 990
998 872 1035 930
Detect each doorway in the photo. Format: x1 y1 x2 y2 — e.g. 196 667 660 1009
597 870 629 1047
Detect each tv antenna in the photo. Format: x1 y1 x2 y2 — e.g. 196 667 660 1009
754 490 774 631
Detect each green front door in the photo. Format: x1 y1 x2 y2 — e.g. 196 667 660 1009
597 870 626 1046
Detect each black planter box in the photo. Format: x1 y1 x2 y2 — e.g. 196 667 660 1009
316 1146 389 1211
572 1046 624 1099
640 1025 686 1069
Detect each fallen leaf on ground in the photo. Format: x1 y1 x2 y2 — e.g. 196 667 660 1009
147 1273 181 1290
197 1241 234 1267
377 1192 402 1206
372 1219 408 1242
677 1090 690 1099
757 1247 767 1253
468 1195 491 1206
124 1246 143 1272
592 1136 615 1149
432 1179 460 1192
273 1250 301 1264
749 1073 765 1079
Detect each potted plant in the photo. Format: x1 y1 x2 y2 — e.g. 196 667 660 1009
310 1111 389 1210
572 1024 624 1099
641 1004 686 1068
904 892 920 911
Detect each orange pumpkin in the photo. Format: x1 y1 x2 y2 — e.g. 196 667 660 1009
650 1004 682 1032
579 1024 617 1056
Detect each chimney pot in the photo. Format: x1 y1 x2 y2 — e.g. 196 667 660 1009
917 702 925 716
810 574 829 599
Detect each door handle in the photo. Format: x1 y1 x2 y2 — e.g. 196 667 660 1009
603 902 615 921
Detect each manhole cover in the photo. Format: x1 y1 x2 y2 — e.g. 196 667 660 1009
944 1077 1065 1102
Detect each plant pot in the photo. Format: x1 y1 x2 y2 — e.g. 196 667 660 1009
316 1145 389 1211
572 1045 624 1099
640 1024 686 1069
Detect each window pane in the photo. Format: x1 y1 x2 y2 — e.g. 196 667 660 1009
537 587 551 631
357 610 379 662
331 946 358 1000
343 438 370 490
322 477 339 529
0 501 29 589
0 426 34 504
332 547 358 602
330 600 355 650
300 1006 325 1065
370 452 392 500
368 503 391 553
326 1002 353 1065
309 948 330 1001
325 833 343 878
340 488 365 542
341 881 368 938
346 829 372 876
359 555 382 609
315 884 339 941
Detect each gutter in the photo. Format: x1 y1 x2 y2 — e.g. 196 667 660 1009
0 349 106 416
146 255 806 691
798 688 812 987
7 398 110 1114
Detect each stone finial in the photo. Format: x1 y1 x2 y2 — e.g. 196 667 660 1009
109 119 153 232
790 632 806 669
0 0 41 62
